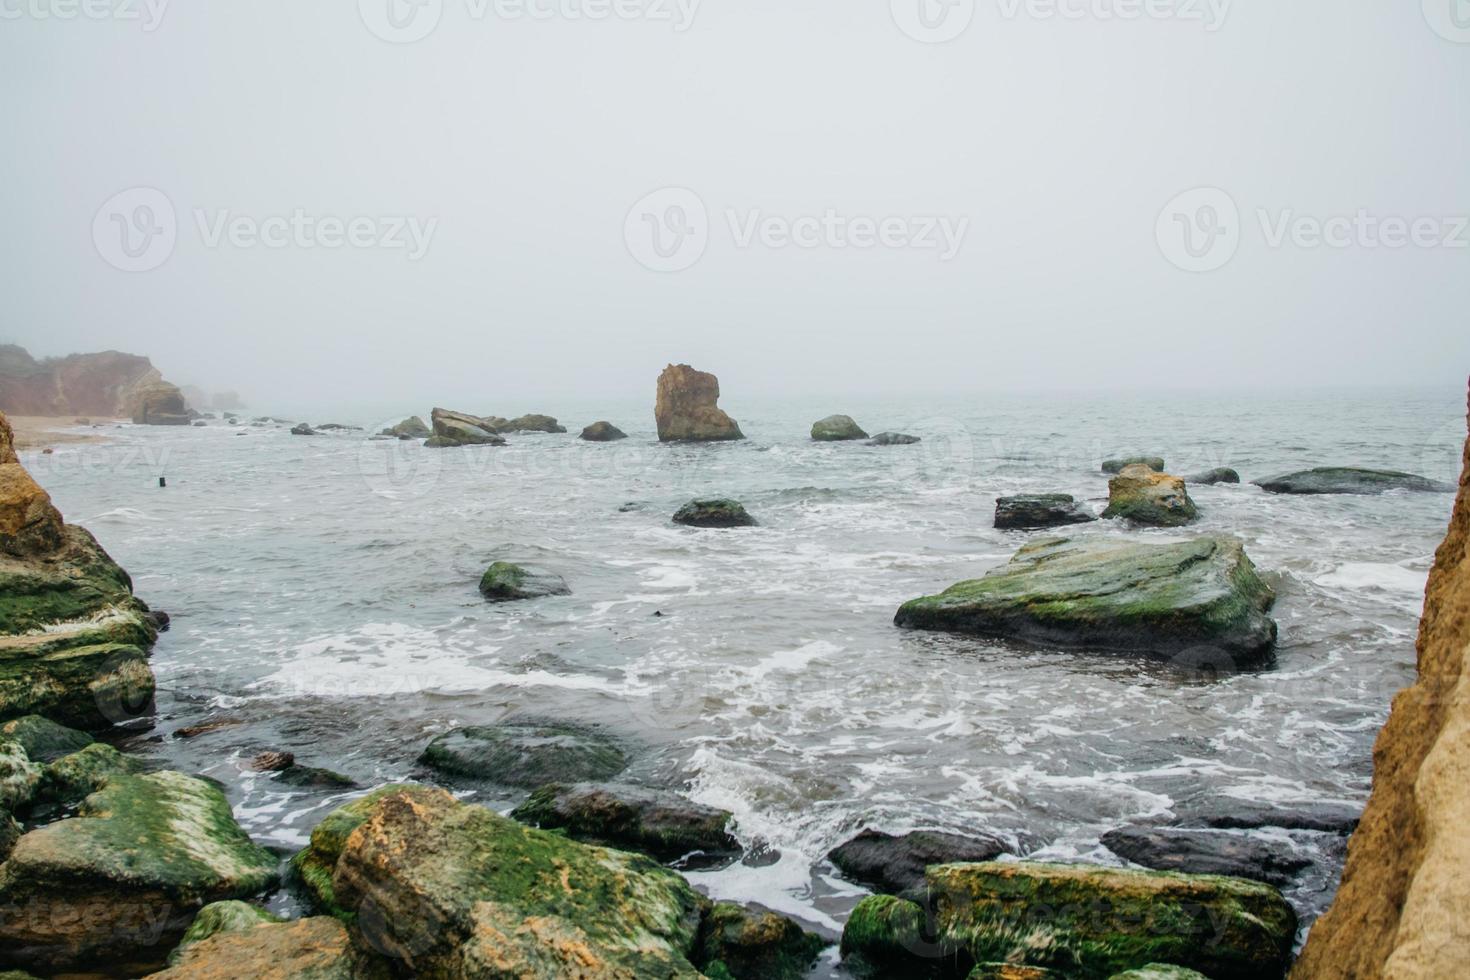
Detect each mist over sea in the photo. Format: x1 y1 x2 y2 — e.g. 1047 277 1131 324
23 384 1465 969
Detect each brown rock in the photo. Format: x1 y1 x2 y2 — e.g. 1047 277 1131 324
0 344 166 418
1293 379 1470 979
1102 464 1199 526
0 412 17 464
0 412 64 557
130 381 191 426
145 916 384 980
654 364 744 442
250 751 295 772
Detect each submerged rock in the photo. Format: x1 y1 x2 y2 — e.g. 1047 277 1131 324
0 770 278 973
1182 467 1241 485
1102 455 1165 474
507 413 567 433
1101 827 1310 886
1178 798 1361 835
655 364 745 442
581 420 628 441
289 423 316 436
1253 467 1454 495
426 408 507 448
867 432 921 446
511 782 739 864
151 915 381 980
1103 465 1198 526
895 535 1278 662
994 494 1097 531
380 416 430 439
840 861 1296 979
673 498 757 528
477 561 571 601
695 902 826 980
419 723 628 788
828 828 1006 896
811 415 868 441
0 715 93 763
294 785 707 977
275 764 357 790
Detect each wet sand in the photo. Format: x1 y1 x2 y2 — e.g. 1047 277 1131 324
7 415 117 450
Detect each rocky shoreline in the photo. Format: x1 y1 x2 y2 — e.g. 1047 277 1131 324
0 374 1465 978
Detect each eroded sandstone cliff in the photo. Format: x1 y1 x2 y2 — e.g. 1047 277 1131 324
1294 381 1470 978
0 344 164 417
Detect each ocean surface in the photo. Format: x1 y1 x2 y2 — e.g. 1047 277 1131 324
22 386 1467 975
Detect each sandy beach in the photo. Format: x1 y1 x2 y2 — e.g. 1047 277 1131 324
7 415 117 450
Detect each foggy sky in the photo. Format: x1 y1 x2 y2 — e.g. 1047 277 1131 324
2 1 1467 413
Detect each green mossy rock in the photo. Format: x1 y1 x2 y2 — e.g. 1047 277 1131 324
1102 456 1166 474
580 420 628 442
894 535 1277 663
420 723 627 788
166 900 282 964
300 785 708 977
673 499 757 528
0 740 39 810
0 637 155 731
151 916 386 980
1102 466 1198 527
0 715 93 763
695 902 826 980
39 741 144 805
812 415 869 441
0 813 19 862
290 784 418 919
477 561 571 601
840 861 1296 980
510 782 740 864
0 770 280 973
1253 467 1454 495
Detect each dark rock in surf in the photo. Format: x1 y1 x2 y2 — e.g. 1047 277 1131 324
1177 799 1361 835
419 723 628 788
289 424 316 436
381 416 430 439
1101 826 1311 887
866 432 920 446
673 499 756 528
276 764 358 789
811 415 868 442
1102 456 1166 474
1183 467 1241 485
994 494 1097 531
511 782 740 864
1253 467 1454 495
694 902 826 980
507 414 567 434
581 420 628 442
894 535 1278 663
478 561 571 601
248 751 294 772
828 828 1006 896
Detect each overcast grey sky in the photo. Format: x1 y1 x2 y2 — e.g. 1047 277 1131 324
1 1 1467 411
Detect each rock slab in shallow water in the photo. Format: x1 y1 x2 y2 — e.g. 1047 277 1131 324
655 364 744 442
811 415 868 441
507 413 567 433
894 535 1278 662
828 828 1006 896
1253 466 1454 495
477 561 571 601
1103 465 1198 526
994 494 1097 531
840 860 1296 980
580 420 628 441
510 782 739 864
673 499 757 528
867 432 921 446
419 723 627 787
1100 826 1311 886
1182 467 1241 485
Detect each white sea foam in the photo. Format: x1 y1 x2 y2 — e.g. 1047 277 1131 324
1316 562 1429 595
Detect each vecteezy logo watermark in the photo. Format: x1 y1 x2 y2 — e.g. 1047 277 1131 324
93 187 178 273
891 0 976 43
1423 0 1470 43
625 187 971 272
0 0 169 30
624 187 709 273
93 188 439 271
1155 187 1240 273
359 0 700 43
995 0 1231 30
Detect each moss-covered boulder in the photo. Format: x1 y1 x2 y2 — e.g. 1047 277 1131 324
894 536 1278 663
0 812 19 862
0 740 39 810
297 785 708 977
150 915 386 979
695 902 826 980
0 770 279 973
511 782 740 865
419 723 627 788
673 498 757 528
0 715 93 763
994 494 1097 531
380 416 430 440
812 415 869 442
165 900 282 964
581 420 628 441
425 408 506 448
38 741 144 805
1253 467 1454 494
1103 465 1198 526
840 861 1295 980
477 561 571 602
1102 456 1165 474
507 413 567 433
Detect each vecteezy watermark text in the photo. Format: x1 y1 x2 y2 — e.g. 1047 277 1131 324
625 187 970 272
358 0 700 43
92 187 438 272
0 0 168 30
890 0 1229 44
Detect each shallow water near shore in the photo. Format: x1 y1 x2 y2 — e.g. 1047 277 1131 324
22 386 1466 974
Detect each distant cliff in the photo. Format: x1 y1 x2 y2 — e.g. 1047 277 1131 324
1293 380 1470 978
0 344 164 417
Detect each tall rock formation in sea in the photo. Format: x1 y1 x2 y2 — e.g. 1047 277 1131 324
1293 379 1470 978
0 344 171 418
654 364 744 442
